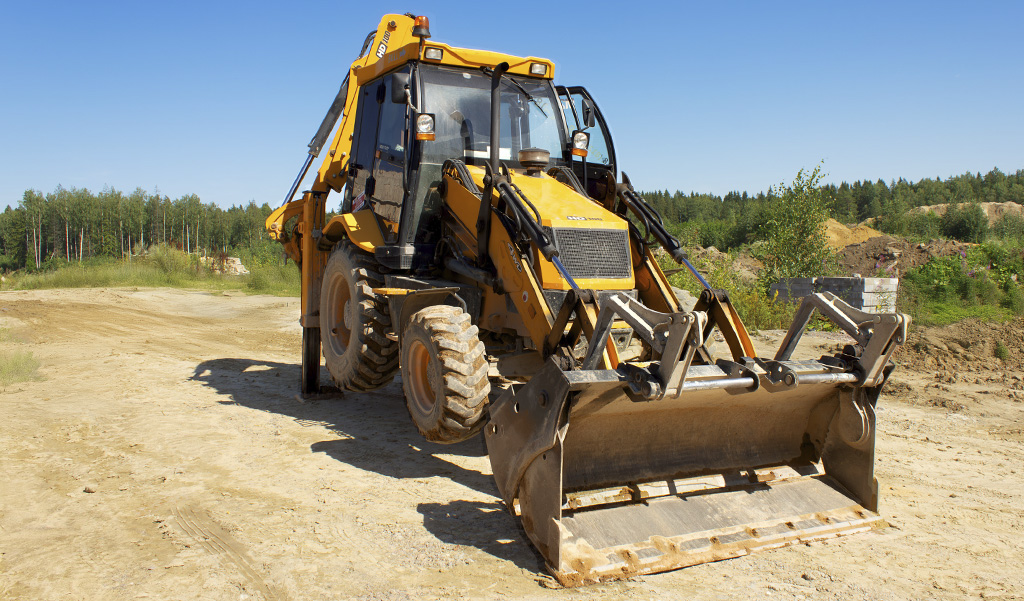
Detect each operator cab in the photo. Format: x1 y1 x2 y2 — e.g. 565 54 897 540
342 60 616 270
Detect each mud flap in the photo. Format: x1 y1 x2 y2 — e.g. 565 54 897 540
484 358 886 585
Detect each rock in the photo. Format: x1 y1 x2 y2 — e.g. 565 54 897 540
672 287 698 312
83 485 96 493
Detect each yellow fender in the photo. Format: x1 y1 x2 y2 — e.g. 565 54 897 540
323 211 384 253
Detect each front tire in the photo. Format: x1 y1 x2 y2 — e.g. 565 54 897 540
401 305 490 443
319 241 399 391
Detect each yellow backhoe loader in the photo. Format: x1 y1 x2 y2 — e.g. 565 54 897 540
266 14 909 585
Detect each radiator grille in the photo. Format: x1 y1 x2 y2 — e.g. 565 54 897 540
546 227 632 280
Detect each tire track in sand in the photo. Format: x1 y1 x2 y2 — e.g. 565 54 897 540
173 505 280 601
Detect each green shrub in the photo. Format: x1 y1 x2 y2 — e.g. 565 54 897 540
995 341 1010 361
1002 282 1024 315
941 202 989 243
878 209 943 241
900 243 1023 325
660 251 795 331
992 212 1024 242
752 164 836 291
145 244 192 275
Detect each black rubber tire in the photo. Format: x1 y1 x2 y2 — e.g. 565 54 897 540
319 241 399 391
400 305 490 443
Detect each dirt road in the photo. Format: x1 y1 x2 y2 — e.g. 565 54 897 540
1 288 1021 600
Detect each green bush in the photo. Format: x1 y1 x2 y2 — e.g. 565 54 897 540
145 244 192 276
995 341 1010 361
752 164 836 290
697 219 743 250
900 243 1023 325
992 212 1024 242
1002 281 1024 314
660 251 795 331
941 202 989 243
877 209 943 241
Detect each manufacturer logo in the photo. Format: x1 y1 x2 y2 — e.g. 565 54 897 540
506 242 523 273
566 215 602 221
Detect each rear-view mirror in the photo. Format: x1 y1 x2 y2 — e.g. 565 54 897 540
391 73 410 104
582 97 596 128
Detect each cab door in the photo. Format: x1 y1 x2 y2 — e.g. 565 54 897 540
556 86 617 201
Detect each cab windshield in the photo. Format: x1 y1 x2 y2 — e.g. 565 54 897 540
418 65 568 169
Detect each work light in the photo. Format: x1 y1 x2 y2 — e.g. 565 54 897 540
571 130 589 157
416 113 435 141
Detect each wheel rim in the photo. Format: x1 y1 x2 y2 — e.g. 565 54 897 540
329 275 352 349
407 339 435 415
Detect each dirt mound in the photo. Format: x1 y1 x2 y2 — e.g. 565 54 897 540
688 246 762 282
900 317 1024 376
907 201 1024 225
825 218 884 249
837 235 974 277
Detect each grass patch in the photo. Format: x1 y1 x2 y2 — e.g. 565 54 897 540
660 252 796 331
3 246 299 297
899 242 1024 326
0 350 41 388
246 263 302 296
909 302 1012 327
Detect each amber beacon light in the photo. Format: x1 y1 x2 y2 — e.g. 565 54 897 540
412 16 431 38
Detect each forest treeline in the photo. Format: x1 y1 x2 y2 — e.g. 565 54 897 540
641 167 1024 250
0 187 277 271
2 167 1023 272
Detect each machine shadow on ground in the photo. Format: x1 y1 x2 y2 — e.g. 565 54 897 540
191 357 545 572
417 499 548 574
191 358 495 495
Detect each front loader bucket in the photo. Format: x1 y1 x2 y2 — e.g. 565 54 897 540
485 358 887 586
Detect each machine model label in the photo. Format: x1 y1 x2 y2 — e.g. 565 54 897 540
375 31 391 58
567 215 602 221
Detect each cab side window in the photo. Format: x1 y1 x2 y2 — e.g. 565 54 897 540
564 93 611 167
345 72 409 243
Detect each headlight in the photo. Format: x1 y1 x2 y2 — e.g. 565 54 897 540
415 113 435 141
529 62 548 76
424 47 443 61
571 130 589 157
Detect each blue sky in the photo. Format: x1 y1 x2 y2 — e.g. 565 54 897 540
2 1 1022 209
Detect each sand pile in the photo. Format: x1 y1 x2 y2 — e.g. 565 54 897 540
907 201 1024 225
824 218 885 249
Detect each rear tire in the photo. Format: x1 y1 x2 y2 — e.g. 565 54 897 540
319 241 399 391
401 305 490 443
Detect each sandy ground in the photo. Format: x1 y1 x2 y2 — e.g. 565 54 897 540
1 288 1022 600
